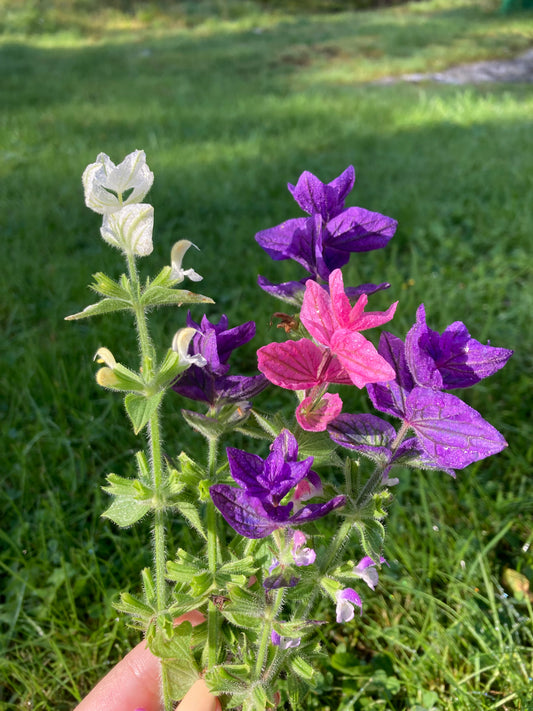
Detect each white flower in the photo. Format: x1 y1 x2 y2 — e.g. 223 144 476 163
82 150 154 215
170 240 203 283
335 588 362 623
171 328 207 368
100 204 154 257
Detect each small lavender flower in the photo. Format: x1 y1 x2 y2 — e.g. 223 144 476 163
353 556 387 591
271 630 301 649
291 531 316 567
336 588 363 623
172 312 267 407
210 430 345 539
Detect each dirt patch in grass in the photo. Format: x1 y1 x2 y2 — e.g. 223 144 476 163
377 47 533 83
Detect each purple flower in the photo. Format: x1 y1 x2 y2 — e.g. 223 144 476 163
335 588 363 623
291 531 316 567
271 630 301 649
172 312 267 407
288 165 356 221
364 325 509 473
353 556 387 591
210 430 345 539
329 306 511 476
255 167 397 303
405 304 513 390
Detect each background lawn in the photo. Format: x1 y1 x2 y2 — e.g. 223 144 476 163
1 0 532 708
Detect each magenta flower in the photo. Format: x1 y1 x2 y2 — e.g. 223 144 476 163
300 269 398 388
257 269 397 431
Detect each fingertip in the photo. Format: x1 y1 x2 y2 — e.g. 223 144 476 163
176 679 219 711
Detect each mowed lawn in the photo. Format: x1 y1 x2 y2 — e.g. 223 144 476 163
1 0 533 708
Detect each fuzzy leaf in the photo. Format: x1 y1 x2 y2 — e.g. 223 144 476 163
102 495 152 527
65 297 132 321
125 391 163 434
172 497 207 540
205 664 250 694
140 285 213 308
290 656 316 681
114 592 154 622
353 519 385 564
90 271 132 300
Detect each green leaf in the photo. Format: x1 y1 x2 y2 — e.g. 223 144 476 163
204 664 250 694
166 549 206 582
290 656 316 682
173 452 206 487
125 391 163 434
173 498 207 540
90 271 132 300
181 409 226 439
114 592 154 621
251 410 284 439
141 284 214 309
65 297 132 321
353 519 385 565
149 623 200 700
222 587 265 630
190 571 214 597
102 495 152 527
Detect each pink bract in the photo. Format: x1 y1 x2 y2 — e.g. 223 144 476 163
301 269 398 347
296 392 343 431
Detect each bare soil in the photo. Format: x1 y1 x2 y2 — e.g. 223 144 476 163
377 48 533 84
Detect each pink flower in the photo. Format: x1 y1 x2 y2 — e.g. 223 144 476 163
300 269 397 388
296 391 342 432
257 269 397 431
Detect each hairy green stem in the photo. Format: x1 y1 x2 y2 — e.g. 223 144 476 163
126 251 170 710
206 436 220 668
256 588 284 679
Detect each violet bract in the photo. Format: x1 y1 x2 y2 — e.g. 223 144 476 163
256 166 397 303
210 429 345 538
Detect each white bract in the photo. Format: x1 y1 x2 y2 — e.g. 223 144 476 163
82 150 154 215
170 240 203 283
171 328 207 368
100 204 154 257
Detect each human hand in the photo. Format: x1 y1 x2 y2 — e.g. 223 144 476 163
75 612 220 711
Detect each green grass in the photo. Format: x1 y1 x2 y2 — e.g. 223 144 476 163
1 0 533 708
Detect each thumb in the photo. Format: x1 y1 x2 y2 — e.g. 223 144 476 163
176 679 220 711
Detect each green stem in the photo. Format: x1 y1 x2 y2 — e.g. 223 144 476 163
256 588 284 680
126 252 170 710
297 518 354 620
206 436 219 668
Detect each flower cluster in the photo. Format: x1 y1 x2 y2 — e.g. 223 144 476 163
210 429 345 539
76 153 513 711
255 166 396 304
257 268 397 431
329 304 512 476
83 150 155 257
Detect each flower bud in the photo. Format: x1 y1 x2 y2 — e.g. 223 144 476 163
170 240 203 283
171 328 207 368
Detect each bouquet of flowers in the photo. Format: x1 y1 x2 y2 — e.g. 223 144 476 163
68 151 512 710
